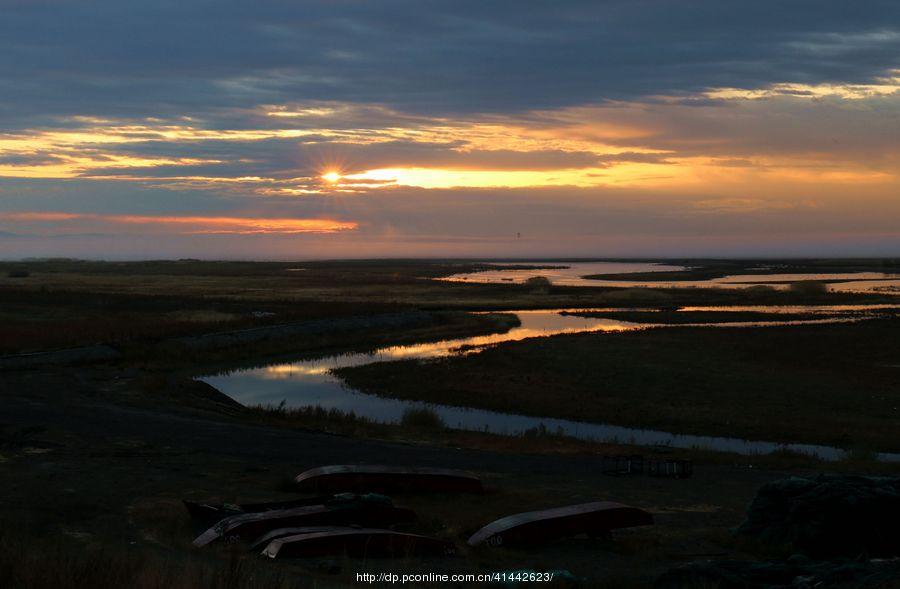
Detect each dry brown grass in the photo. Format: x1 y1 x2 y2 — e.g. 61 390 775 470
0 528 318 589
336 318 900 452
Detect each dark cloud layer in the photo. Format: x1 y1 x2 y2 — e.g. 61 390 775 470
2 0 900 128
3 1 900 258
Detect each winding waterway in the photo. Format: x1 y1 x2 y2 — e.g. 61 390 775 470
201 305 900 462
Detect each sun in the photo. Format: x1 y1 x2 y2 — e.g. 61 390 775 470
321 171 342 183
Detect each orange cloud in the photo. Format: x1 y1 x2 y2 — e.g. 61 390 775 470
2 88 898 195
0 212 357 234
0 212 85 221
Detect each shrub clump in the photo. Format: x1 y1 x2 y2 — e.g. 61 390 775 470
523 275 552 287
400 406 445 430
736 474 900 558
789 280 828 295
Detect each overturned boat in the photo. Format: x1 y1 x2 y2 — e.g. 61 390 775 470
294 465 484 493
250 526 349 550
184 493 376 531
193 496 415 547
261 527 457 559
467 501 653 547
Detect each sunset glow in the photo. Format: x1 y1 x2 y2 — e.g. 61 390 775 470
0 212 358 235
1 2 899 258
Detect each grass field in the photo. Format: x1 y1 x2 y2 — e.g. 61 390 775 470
560 309 833 324
1 258 899 588
2 258 897 355
582 258 900 282
336 318 900 451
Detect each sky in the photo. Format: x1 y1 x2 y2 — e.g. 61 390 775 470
1 0 899 259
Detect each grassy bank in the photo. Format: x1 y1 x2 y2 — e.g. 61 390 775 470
140 311 520 374
336 318 900 452
2 260 897 339
583 258 900 282
560 310 836 324
0 528 317 589
0 286 407 355
238 402 900 473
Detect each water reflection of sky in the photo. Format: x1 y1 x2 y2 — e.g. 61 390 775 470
441 262 900 293
201 306 900 462
440 261 684 286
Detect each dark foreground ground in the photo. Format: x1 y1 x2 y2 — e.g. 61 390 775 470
0 367 834 589
1 259 898 588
